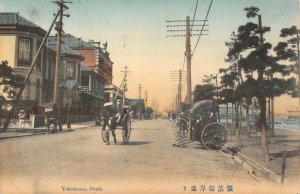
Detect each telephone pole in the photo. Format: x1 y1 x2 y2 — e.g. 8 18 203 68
170 69 185 113
179 69 182 111
121 65 130 104
145 90 148 108
53 0 70 105
138 84 143 120
185 16 192 103
53 0 70 131
166 18 208 103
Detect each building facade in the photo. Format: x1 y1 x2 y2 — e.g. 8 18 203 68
0 13 46 106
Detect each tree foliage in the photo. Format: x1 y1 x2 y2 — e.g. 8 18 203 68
0 60 24 99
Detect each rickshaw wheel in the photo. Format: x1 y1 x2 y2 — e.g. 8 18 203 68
122 120 131 144
201 122 229 150
102 128 109 143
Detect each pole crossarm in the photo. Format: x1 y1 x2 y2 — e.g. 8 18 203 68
166 20 208 22
166 24 209 27
167 29 209 32
166 34 209 38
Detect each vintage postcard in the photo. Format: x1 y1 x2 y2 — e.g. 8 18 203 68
0 0 299 194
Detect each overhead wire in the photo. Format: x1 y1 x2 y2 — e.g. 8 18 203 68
191 0 213 58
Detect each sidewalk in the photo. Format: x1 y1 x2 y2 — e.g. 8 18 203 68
223 127 300 185
0 121 97 140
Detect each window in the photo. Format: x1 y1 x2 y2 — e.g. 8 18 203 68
66 63 75 79
35 40 42 70
18 37 32 66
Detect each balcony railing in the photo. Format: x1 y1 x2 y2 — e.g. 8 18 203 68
79 86 105 99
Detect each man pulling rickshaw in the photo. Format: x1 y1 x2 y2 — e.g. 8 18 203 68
101 99 132 145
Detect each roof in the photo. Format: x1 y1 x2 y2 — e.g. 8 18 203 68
0 12 46 35
48 34 97 49
0 12 39 27
48 34 112 63
46 38 83 59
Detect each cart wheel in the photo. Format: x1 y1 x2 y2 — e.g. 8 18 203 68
122 120 131 144
102 128 109 144
201 122 230 150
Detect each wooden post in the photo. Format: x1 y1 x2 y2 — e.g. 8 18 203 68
186 16 192 103
281 151 287 184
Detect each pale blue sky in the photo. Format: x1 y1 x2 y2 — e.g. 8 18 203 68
0 0 299 111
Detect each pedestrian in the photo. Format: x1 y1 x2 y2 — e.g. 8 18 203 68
18 110 26 129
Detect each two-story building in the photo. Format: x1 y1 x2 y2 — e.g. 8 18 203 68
45 38 84 108
0 12 46 107
50 34 116 109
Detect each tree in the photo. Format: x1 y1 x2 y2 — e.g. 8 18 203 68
219 68 237 128
226 6 274 161
0 61 24 132
193 83 216 102
274 26 300 100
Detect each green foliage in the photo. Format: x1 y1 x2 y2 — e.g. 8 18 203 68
0 60 24 98
244 6 260 18
193 84 216 102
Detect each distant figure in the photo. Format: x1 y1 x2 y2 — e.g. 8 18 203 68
18 110 26 129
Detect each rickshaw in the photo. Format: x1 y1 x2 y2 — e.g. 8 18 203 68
172 100 230 150
101 103 132 145
44 102 59 132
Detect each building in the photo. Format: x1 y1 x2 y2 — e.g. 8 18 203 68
49 34 114 109
105 84 124 102
0 12 46 106
79 64 105 109
45 39 84 108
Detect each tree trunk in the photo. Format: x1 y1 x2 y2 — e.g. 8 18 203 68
239 101 243 130
1 108 15 132
257 14 270 161
235 101 240 139
226 102 229 128
232 102 234 126
246 104 250 137
258 69 270 161
270 97 275 137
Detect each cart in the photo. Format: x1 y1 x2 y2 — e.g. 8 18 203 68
102 103 132 145
172 100 229 150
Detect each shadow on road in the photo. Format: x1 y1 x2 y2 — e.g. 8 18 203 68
123 141 153 146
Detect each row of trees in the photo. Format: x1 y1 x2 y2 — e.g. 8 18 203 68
193 6 299 161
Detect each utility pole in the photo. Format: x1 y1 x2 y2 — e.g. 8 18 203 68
138 84 143 120
121 65 130 104
145 90 148 108
186 16 192 103
53 0 70 132
179 69 182 111
166 18 208 103
53 0 64 104
170 69 185 112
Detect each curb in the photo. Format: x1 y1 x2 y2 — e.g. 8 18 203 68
220 149 284 184
0 124 97 140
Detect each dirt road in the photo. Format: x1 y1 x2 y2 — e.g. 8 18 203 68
0 120 259 194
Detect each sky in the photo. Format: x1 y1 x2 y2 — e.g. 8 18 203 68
0 0 299 113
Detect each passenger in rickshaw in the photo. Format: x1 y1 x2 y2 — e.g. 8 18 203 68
115 99 123 124
115 99 129 125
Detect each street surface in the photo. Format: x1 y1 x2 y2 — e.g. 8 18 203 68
0 120 259 194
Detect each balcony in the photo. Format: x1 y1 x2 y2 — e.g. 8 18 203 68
79 86 105 100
